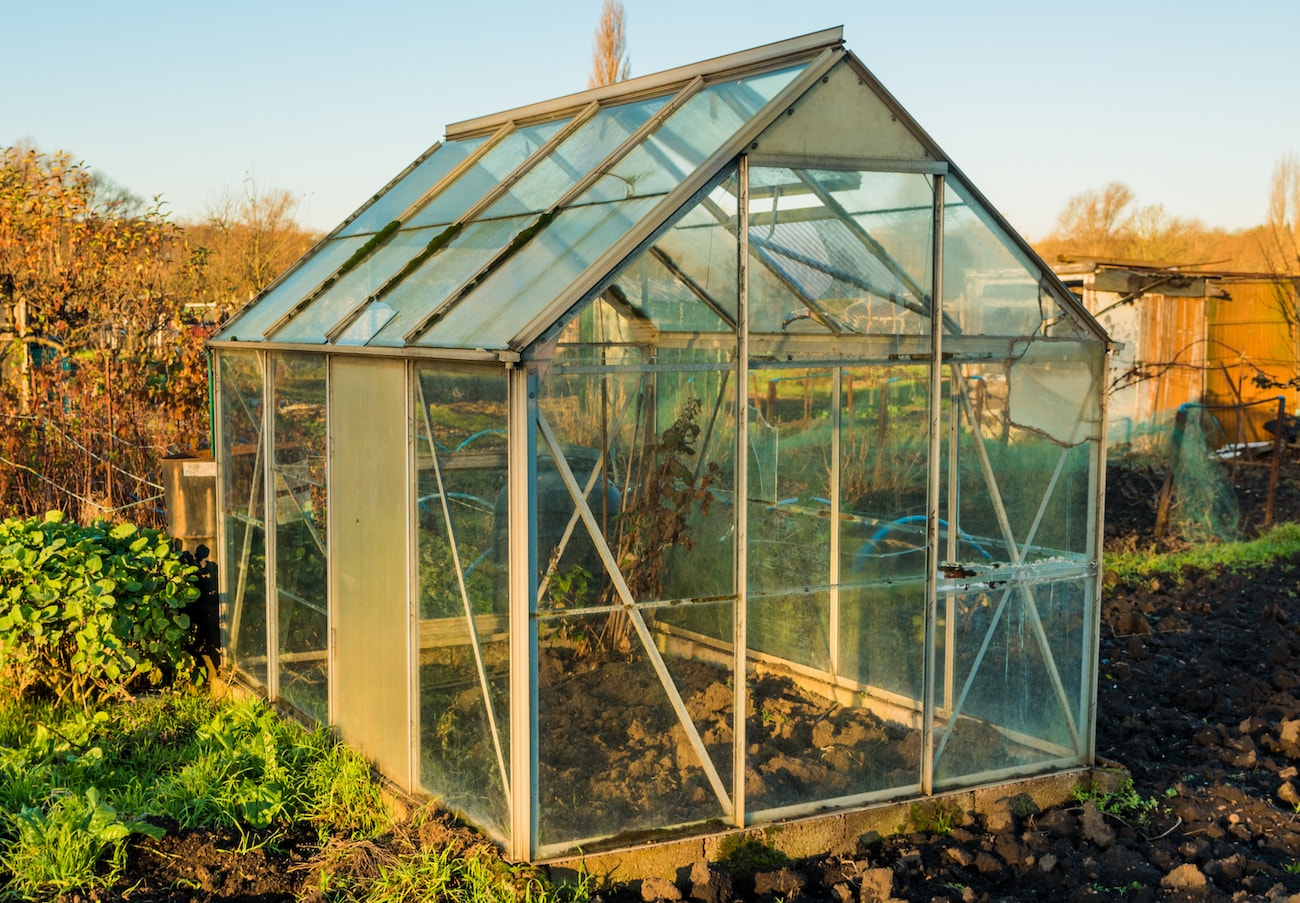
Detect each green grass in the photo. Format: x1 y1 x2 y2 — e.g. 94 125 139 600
1071 777 1160 825
0 689 393 899
0 688 589 903
1105 522 1300 584
359 844 564 903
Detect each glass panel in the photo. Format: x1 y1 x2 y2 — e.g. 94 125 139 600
339 137 488 237
744 648 921 814
537 603 733 847
748 168 933 339
743 364 928 813
747 367 833 670
485 98 668 219
943 178 1089 340
216 236 369 341
933 577 1088 786
405 121 570 230
535 336 735 609
414 364 511 841
580 66 805 205
419 196 661 349
1006 339 1105 448
335 301 395 345
275 226 452 344
837 365 930 702
271 353 329 723
371 215 535 345
943 362 1094 564
219 351 268 687
607 182 739 333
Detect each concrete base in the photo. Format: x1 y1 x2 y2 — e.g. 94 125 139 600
545 764 1129 885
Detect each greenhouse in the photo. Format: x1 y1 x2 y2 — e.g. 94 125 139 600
210 28 1111 861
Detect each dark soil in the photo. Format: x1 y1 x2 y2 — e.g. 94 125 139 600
88 458 1300 902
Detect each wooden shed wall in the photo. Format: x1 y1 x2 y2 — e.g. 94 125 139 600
1136 293 1207 430
1205 281 1299 443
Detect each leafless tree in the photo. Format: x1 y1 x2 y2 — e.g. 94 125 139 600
1051 182 1135 257
1259 154 1300 330
191 177 316 318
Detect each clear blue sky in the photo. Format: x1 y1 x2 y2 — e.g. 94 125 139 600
4 0 1296 241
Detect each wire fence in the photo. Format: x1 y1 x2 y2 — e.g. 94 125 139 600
0 414 177 527
1153 396 1289 539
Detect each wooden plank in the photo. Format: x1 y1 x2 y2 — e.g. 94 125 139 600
419 614 510 649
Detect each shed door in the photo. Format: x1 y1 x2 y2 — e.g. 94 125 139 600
330 356 412 787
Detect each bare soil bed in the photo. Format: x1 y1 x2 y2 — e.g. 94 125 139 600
85 458 1300 902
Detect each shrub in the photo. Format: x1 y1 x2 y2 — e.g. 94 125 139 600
0 511 199 704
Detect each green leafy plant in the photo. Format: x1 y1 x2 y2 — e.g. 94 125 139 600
150 695 389 849
0 689 395 898
542 564 592 613
357 840 582 903
0 511 200 704
909 799 963 835
1072 777 1159 824
0 786 163 899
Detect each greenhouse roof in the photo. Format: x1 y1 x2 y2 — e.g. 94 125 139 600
212 27 1104 361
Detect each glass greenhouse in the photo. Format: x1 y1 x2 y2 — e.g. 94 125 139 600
211 28 1110 860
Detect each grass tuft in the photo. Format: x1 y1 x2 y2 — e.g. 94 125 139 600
1105 522 1300 585
0 689 395 897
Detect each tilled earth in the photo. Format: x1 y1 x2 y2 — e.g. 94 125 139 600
90 460 1300 902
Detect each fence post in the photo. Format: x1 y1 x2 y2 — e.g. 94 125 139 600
1266 396 1285 528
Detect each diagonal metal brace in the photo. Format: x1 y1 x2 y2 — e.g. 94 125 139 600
537 410 733 817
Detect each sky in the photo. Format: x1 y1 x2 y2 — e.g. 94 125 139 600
4 0 1297 241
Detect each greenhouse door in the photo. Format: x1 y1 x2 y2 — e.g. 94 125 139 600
330 357 413 787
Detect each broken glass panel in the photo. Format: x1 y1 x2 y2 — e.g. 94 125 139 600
942 178 1089 340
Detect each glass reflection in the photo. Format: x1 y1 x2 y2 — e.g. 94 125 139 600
219 351 268 688
271 354 329 723
414 364 511 841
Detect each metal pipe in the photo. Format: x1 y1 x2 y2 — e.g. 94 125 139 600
264 353 280 703
829 367 842 681
920 173 944 796
734 156 751 828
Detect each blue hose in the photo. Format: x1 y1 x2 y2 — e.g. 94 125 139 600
855 515 993 567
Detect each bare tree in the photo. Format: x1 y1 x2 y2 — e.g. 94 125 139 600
589 0 630 88
190 177 317 318
1263 154 1300 275
1259 154 1300 332
1051 182 1135 257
